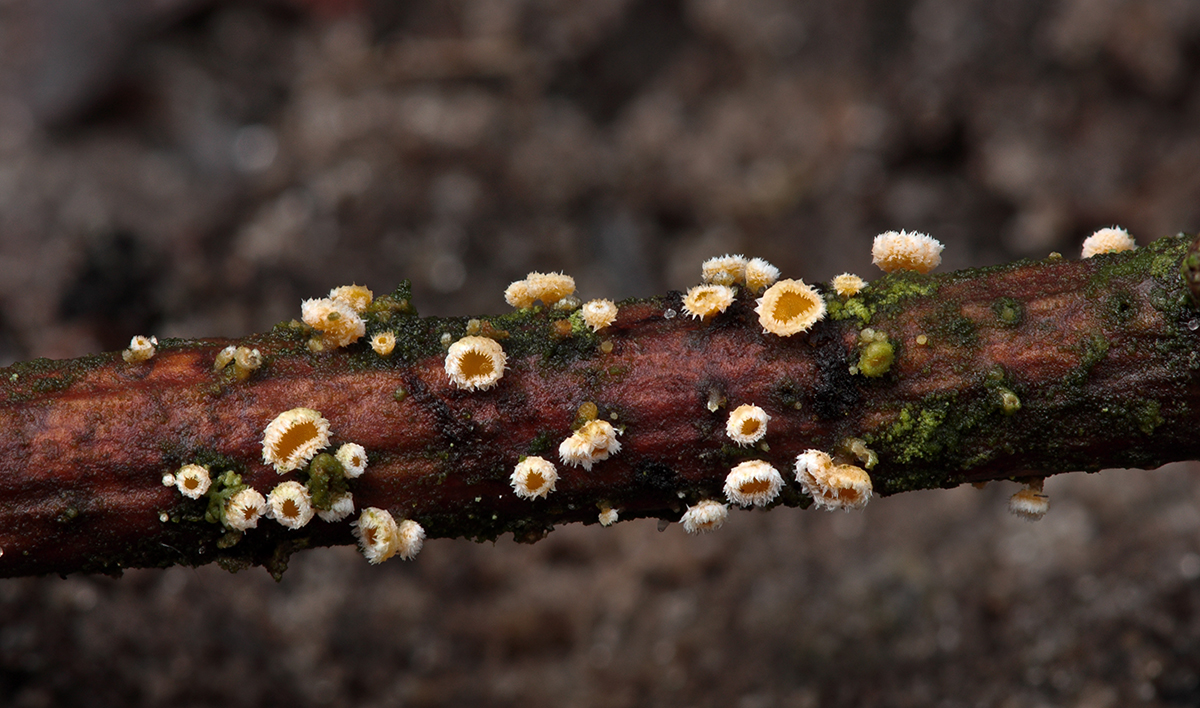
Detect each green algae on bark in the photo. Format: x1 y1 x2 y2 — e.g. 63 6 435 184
2 237 1200 578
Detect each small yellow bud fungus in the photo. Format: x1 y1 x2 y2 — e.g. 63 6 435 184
174 464 211 499
122 335 157 363
262 407 332 473
225 488 267 531
795 449 873 511
558 419 622 471
317 492 355 523
231 346 263 381
681 499 728 534
832 273 865 297
161 472 176 487
371 331 396 356
701 254 748 286
213 345 237 371
510 456 558 500
354 507 400 564
301 297 365 348
329 284 373 312
598 505 619 527
723 460 784 507
871 230 943 274
336 442 368 478
1009 481 1049 521
725 404 770 446
396 519 426 560
755 279 825 336
444 336 507 391
503 280 534 308
505 271 576 308
1081 226 1136 259
581 299 619 332
268 480 315 529
682 284 736 320
744 257 780 292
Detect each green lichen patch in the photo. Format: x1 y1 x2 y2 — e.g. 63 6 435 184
857 339 895 378
991 297 1023 327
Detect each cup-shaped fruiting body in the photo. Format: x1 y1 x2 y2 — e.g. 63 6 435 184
122 335 157 363
511 456 558 499
682 284 736 320
701 254 747 286
214 345 237 371
262 407 332 473
301 297 366 348
581 299 618 332
396 519 425 561
558 419 622 471
871 230 943 274
230 346 263 382
444 336 507 391
723 460 783 507
1081 226 1136 259
268 480 315 529
504 271 576 308
225 488 267 531
681 499 729 534
329 284 373 312
174 464 211 499
832 273 865 297
598 506 619 527
371 331 396 356
336 442 368 478
795 450 872 511
744 257 780 292
354 507 400 564
725 404 770 446
1009 485 1049 521
755 279 825 336
317 492 355 523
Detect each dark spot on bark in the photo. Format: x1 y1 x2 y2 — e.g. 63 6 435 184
634 460 677 491
811 338 859 419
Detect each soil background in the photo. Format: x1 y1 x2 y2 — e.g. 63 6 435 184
3 1 1200 706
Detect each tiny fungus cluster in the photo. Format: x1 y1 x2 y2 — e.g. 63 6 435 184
8 222 1196 579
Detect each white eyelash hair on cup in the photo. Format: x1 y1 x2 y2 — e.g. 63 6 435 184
122 335 157 363
444 336 507 391
301 297 366 348
261 407 332 473
225 488 267 531
871 230 943 274
701 254 748 286
682 284 736 321
580 299 619 332
395 519 426 560
370 331 396 357
794 449 873 511
755 279 825 336
174 464 211 499
681 499 729 534
336 442 368 478
511 456 558 500
743 257 780 292
329 284 373 312
267 480 315 529
725 404 770 446
317 492 355 523
558 419 622 471
1081 226 1136 259
832 273 865 298
1008 480 1050 521
353 507 400 564
723 460 784 507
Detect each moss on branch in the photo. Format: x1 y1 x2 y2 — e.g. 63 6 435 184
2 236 1200 579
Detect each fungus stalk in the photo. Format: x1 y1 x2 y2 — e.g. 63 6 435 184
4 235 1200 577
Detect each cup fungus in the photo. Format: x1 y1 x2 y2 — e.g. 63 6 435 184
682 284 736 321
213 345 237 371
558 419 622 471
744 257 780 292
725 404 770 446
723 460 784 507
301 297 366 348
262 407 332 473
444 336 507 391
504 271 576 308
317 492 355 523
681 499 729 534
871 230 943 274
336 442 368 478
122 335 157 363
511 456 558 500
1008 482 1049 521
268 481 315 529
174 464 211 499
598 506 619 527
329 284 373 312
1081 226 1136 259
701 254 748 286
396 519 426 561
755 279 826 336
794 450 873 511
354 507 400 564
225 488 267 531
832 273 865 298
371 331 396 356
581 299 619 332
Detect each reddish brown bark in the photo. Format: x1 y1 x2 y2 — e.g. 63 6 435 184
2 236 1199 578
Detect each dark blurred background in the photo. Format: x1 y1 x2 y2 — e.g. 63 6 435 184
3 0 1200 705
